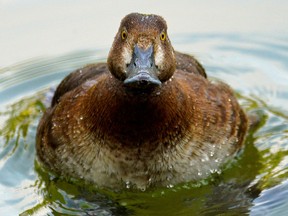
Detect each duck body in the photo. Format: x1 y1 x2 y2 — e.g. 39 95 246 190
36 13 248 189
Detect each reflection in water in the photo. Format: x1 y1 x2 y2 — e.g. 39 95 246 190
0 33 288 215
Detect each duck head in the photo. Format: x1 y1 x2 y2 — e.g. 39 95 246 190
107 13 176 90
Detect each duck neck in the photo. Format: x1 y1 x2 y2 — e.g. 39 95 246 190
89 76 190 149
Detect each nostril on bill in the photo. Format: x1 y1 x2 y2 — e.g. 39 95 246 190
139 79 148 85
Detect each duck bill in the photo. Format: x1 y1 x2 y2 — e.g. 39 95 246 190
124 45 161 89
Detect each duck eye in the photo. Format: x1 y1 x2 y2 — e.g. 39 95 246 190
121 30 127 40
160 32 166 41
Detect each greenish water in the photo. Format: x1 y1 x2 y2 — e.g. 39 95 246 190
0 34 288 215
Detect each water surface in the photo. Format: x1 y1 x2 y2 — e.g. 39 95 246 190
1 33 288 215
1 1 288 215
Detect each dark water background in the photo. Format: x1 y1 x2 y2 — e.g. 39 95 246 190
1 1 288 215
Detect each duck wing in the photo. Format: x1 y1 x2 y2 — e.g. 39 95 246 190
175 51 207 78
51 63 108 106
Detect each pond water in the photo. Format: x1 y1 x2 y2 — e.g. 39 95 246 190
1 1 288 216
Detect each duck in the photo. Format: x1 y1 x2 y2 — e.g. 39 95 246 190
36 13 248 190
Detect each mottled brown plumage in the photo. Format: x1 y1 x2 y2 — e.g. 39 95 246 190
36 13 248 190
